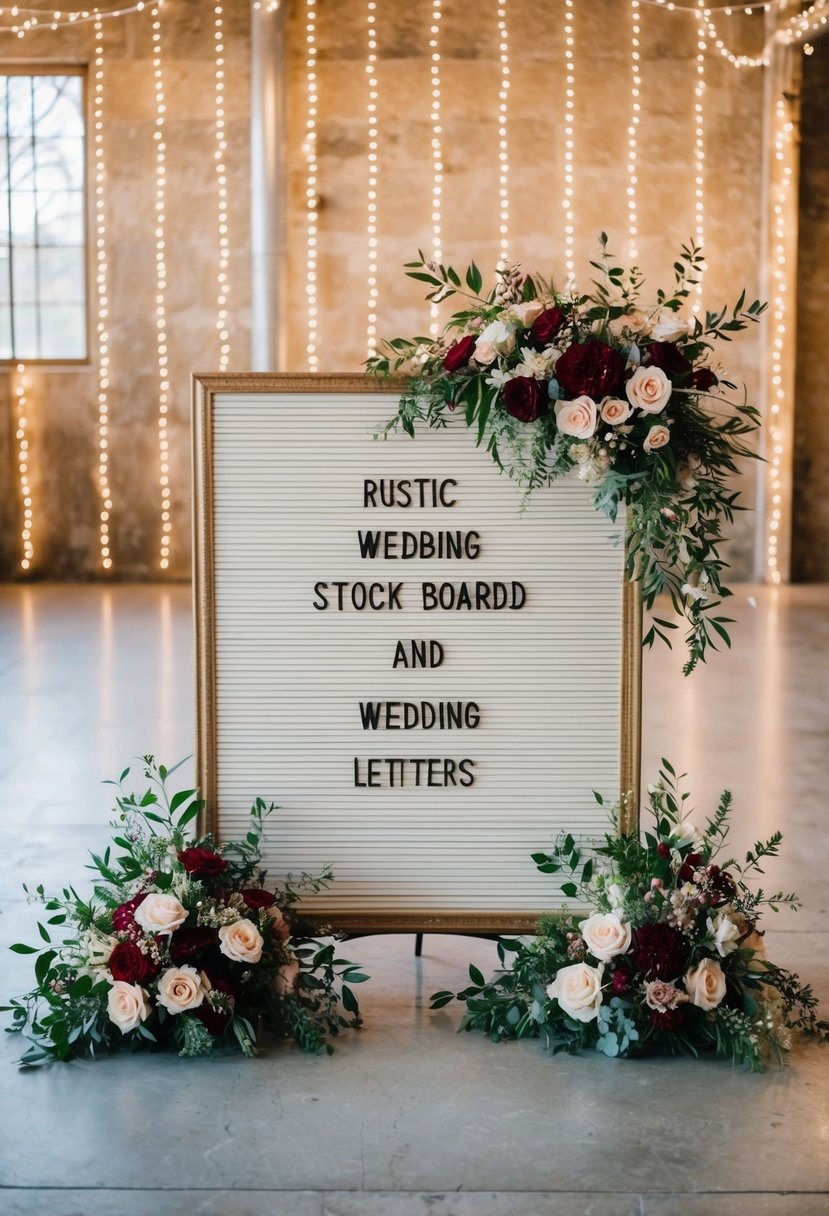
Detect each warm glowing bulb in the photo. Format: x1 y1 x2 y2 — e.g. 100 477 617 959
429 0 443 337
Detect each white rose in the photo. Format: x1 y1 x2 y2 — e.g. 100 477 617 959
219 918 264 964
473 319 516 364
600 396 632 425
555 395 598 439
580 913 632 961
274 957 300 997
546 962 604 1023
707 910 740 958
156 964 209 1014
107 981 151 1034
643 424 671 453
84 928 119 970
685 957 727 1011
133 892 188 936
626 365 672 414
650 309 692 343
509 300 544 327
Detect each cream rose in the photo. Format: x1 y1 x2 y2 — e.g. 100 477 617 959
219 918 264 964
274 957 300 997
643 424 671 453
650 309 692 343
554 395 598 439
685 957 727 1011
133 892 188 936
546 962 604 1023
107 981 151 1034
644 980 689 1012
580 913 632 961
473 319 516 365
510 300 544 327
626 365 672 414
156 964 209 1014
600 396 632 425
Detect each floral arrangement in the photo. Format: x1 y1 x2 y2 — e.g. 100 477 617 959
368 239 766 674
2 758 367 1065
430 763 827 1070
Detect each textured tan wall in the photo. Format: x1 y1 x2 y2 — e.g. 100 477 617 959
793 37 829 582
1 0 767 580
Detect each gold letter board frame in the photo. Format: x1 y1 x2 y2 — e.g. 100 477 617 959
193 374 642 935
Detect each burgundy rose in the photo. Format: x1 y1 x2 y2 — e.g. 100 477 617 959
650 1006 687 1032
656 842 671 860
678 852 703 883
194 976 235 1036
501 376 546 423
632 923 689 981
645 341 692 379
169 926 219 964
530 307 565 347
611 965 633 996
112 893 147 932
177 847 228 877
692 367 718 392
109 941 159 984
555 342 625 400
242 887 277 910
442 334 477 374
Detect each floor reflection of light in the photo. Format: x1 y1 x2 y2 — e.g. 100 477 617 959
21 586 37 733
757 585 781 840
100 590 114 769
159 590 173 756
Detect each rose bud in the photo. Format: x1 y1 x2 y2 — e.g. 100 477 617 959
529 307 565 347
692 366 718 392
442 334 477 374
657 842 670 859
501 376 546 423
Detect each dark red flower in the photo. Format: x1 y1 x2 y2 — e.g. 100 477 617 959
650 1006 687 1032
242 887 277 910
177 847 228 877
632 923 689 981
194 976 235 1036
707 865 737 907
109 941 159 984
442 334 477 373
678 852 703 882
169 926 219 964
112 893 147 932
502 376 546 423
530 307 565 347
555 342 625 400
645 341 692 379
692 367 718 392
612 965 633 996
657 842 671 860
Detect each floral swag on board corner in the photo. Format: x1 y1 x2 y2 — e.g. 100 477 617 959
368 237 766 674
2 758 367 1065
430 764 828 1071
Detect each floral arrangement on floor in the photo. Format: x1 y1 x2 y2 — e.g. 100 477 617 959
368 239 766 674
2 758 367 1065
430 763 827 1071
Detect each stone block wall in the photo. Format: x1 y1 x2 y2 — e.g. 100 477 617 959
1 0 769 580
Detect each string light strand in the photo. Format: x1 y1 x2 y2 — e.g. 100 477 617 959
366 0 379 360
151 5 172 570
692 0 706 311
305 0 319 370
14 363 33 570
562 0 576 288
627 0 641 262
214 3 230 372
1 2 150 39
429 0 443 337
93 17 113 570
496 1 510 270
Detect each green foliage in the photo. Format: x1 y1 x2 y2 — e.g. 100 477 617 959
368 241 767 674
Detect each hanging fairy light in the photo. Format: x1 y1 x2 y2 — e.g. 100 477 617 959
765 96 794 586
429 0 443 337
214 3 230 372
151 4 171 570
304 0 319 370
2 2 149 39
627 0 641 262
93 16 113 571
366 0 379 360
781 0 829 47
692 0 706 312
562 0 576 288
496 1 510 270
14 363 33 571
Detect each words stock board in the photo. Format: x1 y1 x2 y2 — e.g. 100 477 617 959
193 375 640 934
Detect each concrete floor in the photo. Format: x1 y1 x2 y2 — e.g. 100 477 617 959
0 583 828 1216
